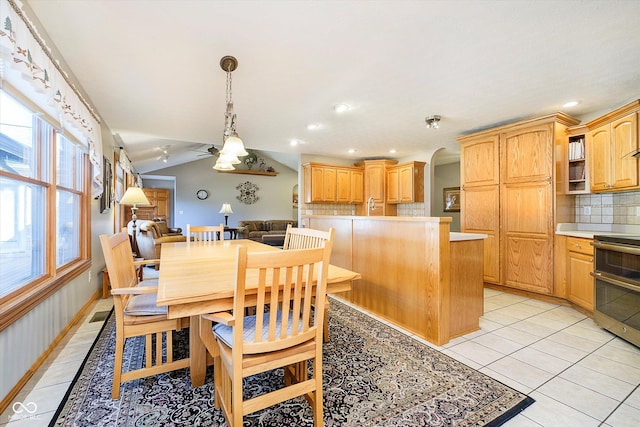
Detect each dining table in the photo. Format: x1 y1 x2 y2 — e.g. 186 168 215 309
156 239 361 387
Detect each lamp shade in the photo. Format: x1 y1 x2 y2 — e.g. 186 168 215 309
218 152 241 165
120 187 150 206
213 159 235 171
218 203 233 214
219 135 249 157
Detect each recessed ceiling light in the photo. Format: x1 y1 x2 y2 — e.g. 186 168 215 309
333 104 350 113
290 139 299 146
307 123 320 130
563 100 580 108
347 148 356 154
389 149 397 154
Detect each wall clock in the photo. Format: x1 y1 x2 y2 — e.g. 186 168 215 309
196 189 209 200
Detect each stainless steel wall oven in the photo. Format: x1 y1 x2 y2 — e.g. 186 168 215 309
592 235 640 348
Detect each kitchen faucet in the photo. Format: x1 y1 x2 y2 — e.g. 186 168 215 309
366 196 376 216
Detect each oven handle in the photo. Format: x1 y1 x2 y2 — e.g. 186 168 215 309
591 271 640 292
591 241 640 255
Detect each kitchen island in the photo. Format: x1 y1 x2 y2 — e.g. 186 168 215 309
303 215 486 345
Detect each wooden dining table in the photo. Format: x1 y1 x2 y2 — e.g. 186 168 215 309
156 239 361 387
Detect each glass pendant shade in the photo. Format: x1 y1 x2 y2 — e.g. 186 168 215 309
213 159 235 171
218 152 241 165
220 135 249 157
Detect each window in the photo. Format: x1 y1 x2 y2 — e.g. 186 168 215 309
0 89 90 320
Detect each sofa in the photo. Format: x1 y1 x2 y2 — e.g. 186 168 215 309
237 220 298 242
134 220 186 268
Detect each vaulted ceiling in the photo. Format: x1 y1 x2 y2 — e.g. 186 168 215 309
26 0 640 173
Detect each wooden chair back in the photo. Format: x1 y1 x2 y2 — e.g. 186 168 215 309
283 224 333 250
283 225 335 342
99 231 190 399
233 243 332 355
100 232 140 314
187 224 225 242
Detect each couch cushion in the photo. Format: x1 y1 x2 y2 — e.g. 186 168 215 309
267 220 297 232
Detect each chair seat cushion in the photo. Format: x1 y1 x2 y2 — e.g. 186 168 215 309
124 291 167 316
213 311 302 348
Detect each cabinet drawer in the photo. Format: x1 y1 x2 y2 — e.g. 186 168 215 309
566 237 593 255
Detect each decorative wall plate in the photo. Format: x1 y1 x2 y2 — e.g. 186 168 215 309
236 181 259 204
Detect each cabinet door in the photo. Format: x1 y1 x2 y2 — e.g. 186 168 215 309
398 165 414 202
611 113 638 189
322 168 337 202
367 164 386 202
501 124 553 183
462 185 500 283
310 167 324 202
589 124 611 191
153 189 169 219
461 135 500 187
568 251 594 311
386 168 399 203
350 170 364 203
501 181 554 294
336 168 350 203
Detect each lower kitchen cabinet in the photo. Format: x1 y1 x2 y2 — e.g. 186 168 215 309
566 236 594 311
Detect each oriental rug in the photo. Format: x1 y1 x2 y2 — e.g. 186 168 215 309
50 299 533 426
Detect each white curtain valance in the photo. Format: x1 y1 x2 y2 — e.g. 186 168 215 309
0 0 104 198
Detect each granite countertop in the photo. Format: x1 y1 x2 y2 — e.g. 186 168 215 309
556 223 640 239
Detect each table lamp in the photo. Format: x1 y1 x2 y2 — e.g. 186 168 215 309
218 203 233 227
120 187 151 255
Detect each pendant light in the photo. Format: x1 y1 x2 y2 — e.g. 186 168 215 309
218 56 248 160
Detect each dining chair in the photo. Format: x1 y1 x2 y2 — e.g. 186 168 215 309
187 224 225 242
200 241 333 426
283 225 335 342
99 232 190 399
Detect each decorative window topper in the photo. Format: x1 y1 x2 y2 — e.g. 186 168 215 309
236 181 259 204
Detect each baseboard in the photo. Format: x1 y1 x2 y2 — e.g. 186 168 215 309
0 289 101 414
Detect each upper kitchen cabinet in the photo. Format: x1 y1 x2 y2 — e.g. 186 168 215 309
587 100 640 192
501 123 554 183
386 161 426 204
460 135 500 187
303 162 363 204
355 159 398 216
564 125 589 194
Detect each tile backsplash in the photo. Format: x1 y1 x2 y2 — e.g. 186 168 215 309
575 190 640 224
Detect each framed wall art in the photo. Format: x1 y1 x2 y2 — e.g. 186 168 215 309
443 187 460 212
100 156 113 213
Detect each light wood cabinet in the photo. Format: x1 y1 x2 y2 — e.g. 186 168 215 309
587 100 640 192
386 161 426 204
460 134 500 283
566 236 594 311
123 188 170 225
564 126 589 194
303 162 364 204
461 135 500 187
461 185 500 283
458 113 579 295
355 159 398 216
350 169 364 204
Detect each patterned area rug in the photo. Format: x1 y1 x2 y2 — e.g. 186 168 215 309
50 299 533 426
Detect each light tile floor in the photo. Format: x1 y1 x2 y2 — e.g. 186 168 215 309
2 286 639 426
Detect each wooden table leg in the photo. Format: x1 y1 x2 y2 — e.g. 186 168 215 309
189 314 207 387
